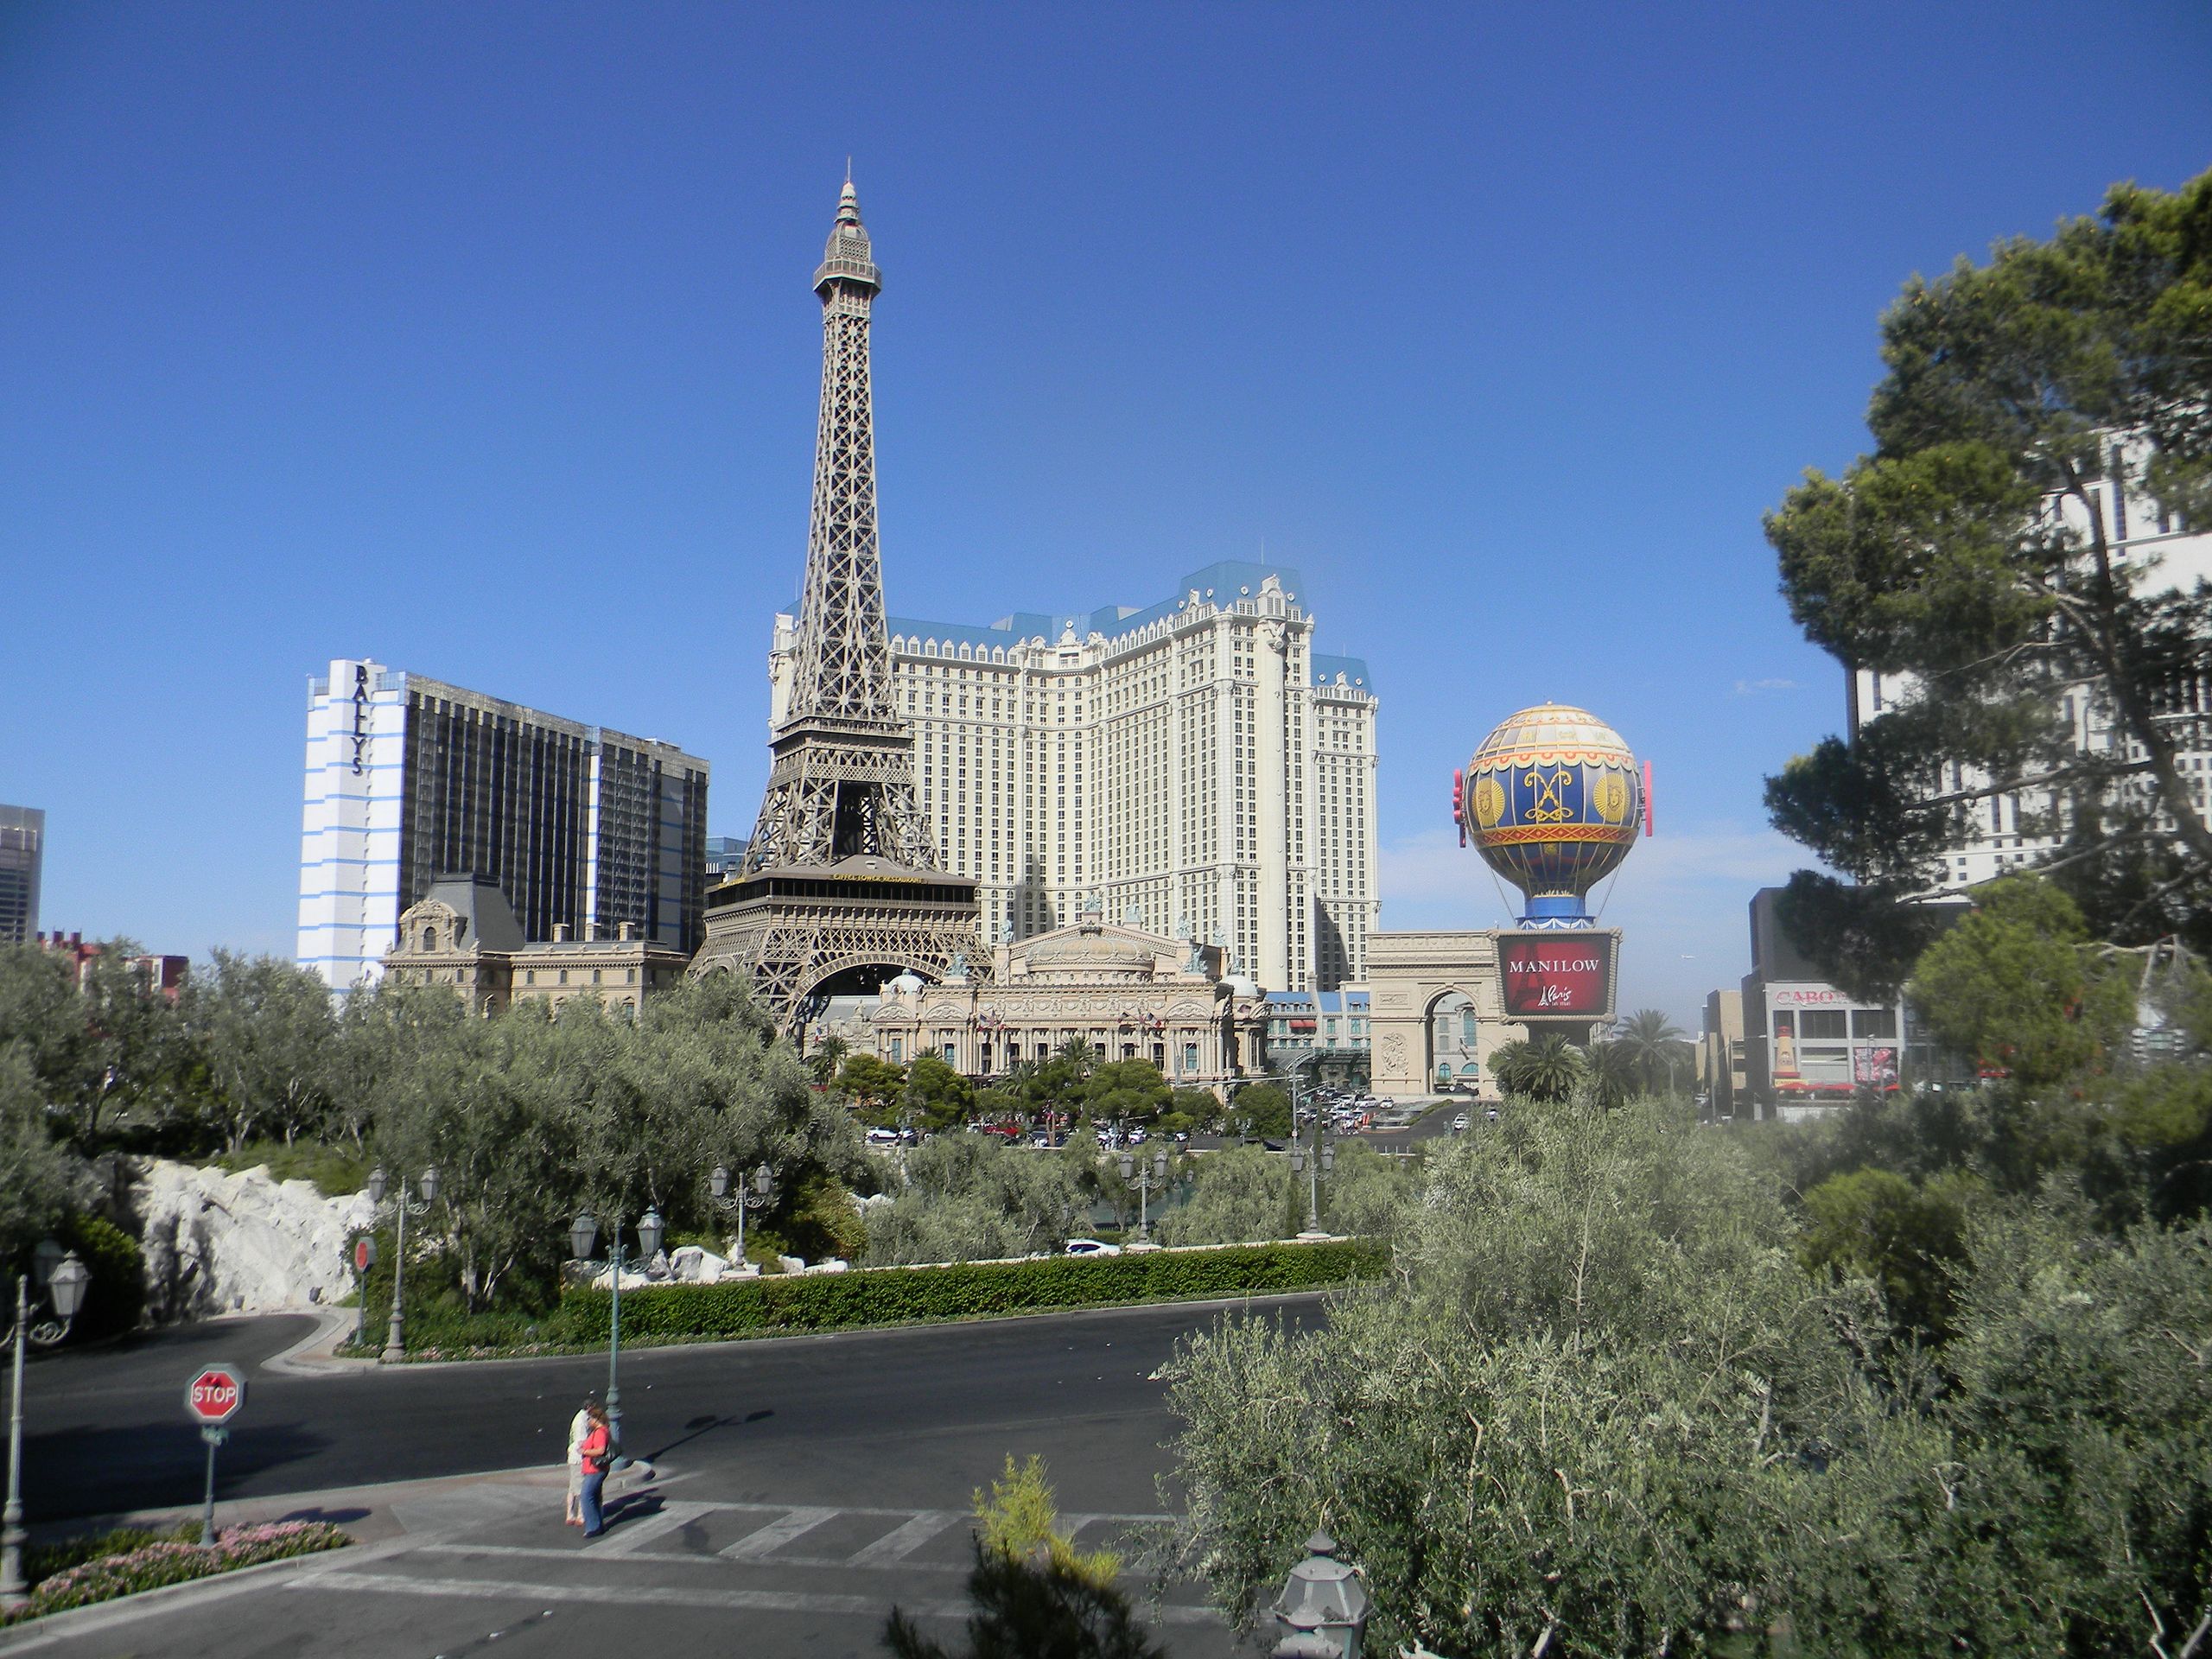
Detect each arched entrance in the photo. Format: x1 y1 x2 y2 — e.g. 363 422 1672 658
1426 988 1479 1093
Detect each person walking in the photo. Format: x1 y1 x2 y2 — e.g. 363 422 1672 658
576 1402 613 1540
563 1397 594 1526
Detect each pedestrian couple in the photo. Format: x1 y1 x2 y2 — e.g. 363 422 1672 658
565 1398 613 1538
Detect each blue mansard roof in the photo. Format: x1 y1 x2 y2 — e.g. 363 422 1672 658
865 561 1373 690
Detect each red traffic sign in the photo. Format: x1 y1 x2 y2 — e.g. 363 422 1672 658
187 1365 246 1426
353 1236 375 1273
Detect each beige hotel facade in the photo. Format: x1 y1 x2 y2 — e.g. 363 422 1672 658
761 560 1379 993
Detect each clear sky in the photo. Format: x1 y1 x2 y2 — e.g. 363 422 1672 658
3 3 2208 1027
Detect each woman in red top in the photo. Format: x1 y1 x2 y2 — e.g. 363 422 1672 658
576 1403 613 1539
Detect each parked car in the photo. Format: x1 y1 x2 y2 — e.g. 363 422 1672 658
1065 1238 1122 1257
865 1127 901 1145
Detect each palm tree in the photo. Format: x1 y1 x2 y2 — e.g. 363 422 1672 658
1586 1039 1642 1109
1615 1009 1688 1096
1490 1033 1586 1103
807 1033 850 1086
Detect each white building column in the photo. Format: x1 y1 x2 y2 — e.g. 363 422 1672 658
1256 610 1289 990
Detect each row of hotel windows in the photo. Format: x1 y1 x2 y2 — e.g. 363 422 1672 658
880 1037 1205 1072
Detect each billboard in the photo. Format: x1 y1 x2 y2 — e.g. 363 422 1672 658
1497 931 1618 1020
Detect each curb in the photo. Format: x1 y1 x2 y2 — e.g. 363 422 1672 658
259 1306 372 1376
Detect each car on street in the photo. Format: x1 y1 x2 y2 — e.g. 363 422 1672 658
1064 1238 1122 1256
1452 1112 1471 1132
865 1126 901 1145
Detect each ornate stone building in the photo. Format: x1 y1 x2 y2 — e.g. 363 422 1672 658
382 874 690 1016
857 899 1266 1089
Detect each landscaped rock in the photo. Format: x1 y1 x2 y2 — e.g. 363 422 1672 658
669 1244 732 1285
130 1157 375 1323
775 1255 806 1275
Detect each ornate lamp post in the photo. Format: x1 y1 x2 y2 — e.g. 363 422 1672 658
1116 1148 1171 1243
1287 1125 1337 1237
569 1205 663 1456
366 1164 438 1363
3 1247 91 1608
709 1164 776 1271
1270 1530 1370 1658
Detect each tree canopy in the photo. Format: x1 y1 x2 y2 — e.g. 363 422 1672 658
1764 168 2212 992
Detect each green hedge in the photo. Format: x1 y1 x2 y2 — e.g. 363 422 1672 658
549 1238 1388 1344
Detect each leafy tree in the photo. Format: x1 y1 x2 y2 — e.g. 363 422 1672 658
903 1053 976 1131
1763 168 2212 991
1080 1060 1170 1128
1317 1141 1416 1236
0 939 188 1150
181 950 338 1150
864 1134 1084 1265
1489 1032 1585 1102
0 1044 85 1265
1910 875 2135 1084
1224 1082 1291 1140
1584 1039 1641 1109
1154 1146 1287 1246
837 1052 907 1114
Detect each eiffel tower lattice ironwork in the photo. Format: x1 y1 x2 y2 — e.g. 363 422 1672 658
695 181 982 1023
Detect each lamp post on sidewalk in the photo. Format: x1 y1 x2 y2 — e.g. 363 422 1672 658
709 1164 776 1271
569 1206 663 1457
1288 1125 1336 1237
3 1247 91 1609
366 1164 438 1363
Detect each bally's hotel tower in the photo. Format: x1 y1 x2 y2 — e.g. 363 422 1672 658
297 661 709 990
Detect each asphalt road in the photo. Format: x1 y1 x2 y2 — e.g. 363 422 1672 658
12 1302 1332 1658
20 1297 1325 1524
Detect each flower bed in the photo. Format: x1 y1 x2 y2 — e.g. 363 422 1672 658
2 1521 350 1624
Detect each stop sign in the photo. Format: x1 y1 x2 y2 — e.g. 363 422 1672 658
187 1364 246 1426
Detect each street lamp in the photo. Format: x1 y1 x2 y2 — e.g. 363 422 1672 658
1270 1530 1370 1658
3 1247 91 1608
366 1163 439 1364
709 1164 776 1270
568 1205 663 1457
1287 1131 1337 1238
1116 1149 1172 1243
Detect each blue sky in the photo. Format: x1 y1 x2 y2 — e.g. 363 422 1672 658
3 3 2208 1027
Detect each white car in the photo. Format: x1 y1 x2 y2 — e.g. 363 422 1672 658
1452 1112 1471 1132
1064 1238 1122 1257
865 1127 901 1145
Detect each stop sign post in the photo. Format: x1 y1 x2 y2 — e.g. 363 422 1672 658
186 1365 245 1544
347 1233 377 1345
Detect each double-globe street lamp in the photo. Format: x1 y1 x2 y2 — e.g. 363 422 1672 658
3 1246 92 1609
709 1164 776 1270
1116 1148 1173 1243
365 1164 439 1363
1287 1127 1336 1237
568 1205 664 1458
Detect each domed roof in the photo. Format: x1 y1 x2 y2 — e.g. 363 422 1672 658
1022 930 1160 976
887 971 925 995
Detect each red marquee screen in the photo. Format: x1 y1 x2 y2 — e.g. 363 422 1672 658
1497 932 1616 1019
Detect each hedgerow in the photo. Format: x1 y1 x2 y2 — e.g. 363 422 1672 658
550 1238 1387 1344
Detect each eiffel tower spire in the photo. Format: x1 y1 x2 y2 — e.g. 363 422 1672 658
698 180 980 1021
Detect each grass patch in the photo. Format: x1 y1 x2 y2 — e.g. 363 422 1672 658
213 1138 371 1194
2 1522 349 1624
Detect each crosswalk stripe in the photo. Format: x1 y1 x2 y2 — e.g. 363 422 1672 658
591 1499 720 1556
721 1506 841 1560
848 1510 962 1567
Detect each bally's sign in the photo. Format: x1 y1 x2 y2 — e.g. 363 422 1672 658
1497 931 1617 1019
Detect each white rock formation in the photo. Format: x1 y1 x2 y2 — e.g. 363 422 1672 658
132 1157 376 1322
669 1244 732 1285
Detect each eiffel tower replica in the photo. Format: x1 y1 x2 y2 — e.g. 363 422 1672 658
696 180 982 1024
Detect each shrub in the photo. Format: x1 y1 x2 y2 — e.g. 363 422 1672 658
213 1137 370 1195
59 1211 144 1340
550 1238 1386 1344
